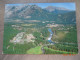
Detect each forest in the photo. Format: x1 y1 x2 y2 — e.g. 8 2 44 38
3 21 78 54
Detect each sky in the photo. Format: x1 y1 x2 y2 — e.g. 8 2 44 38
6 3 76 10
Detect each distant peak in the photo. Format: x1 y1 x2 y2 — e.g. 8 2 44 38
45 6 71 12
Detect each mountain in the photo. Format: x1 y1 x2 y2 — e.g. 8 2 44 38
54 11 76 24
5 5 76 24
45 6 71 14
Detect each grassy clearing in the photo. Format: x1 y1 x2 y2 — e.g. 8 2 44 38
26 46 42 54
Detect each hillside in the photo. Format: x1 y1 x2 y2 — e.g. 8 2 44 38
5 5 76 24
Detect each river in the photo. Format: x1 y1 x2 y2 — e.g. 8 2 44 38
41 28 55 54
47 28 55 44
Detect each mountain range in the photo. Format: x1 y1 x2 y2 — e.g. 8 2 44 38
5 4 76 24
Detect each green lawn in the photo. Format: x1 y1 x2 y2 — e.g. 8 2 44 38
26 46 43 54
